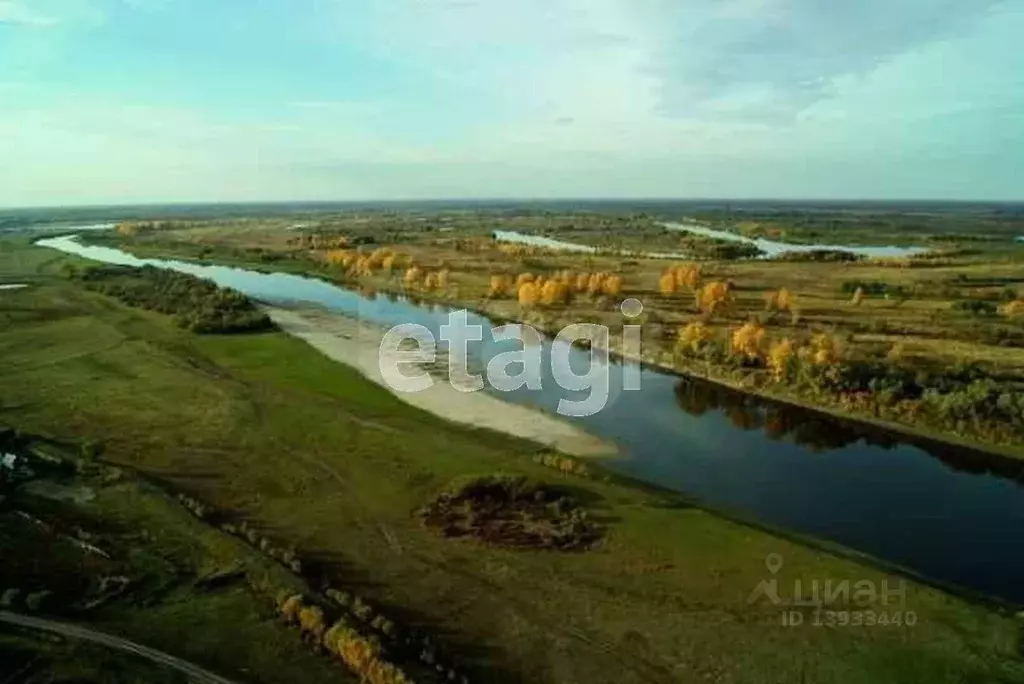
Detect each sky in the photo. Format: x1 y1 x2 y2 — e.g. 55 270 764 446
1 0 1022 206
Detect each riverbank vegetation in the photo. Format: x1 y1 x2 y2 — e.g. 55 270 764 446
4 237 1024 683
75 264 275 334
83 205 1024 458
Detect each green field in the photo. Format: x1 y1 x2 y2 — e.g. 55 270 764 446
3 236 1024 684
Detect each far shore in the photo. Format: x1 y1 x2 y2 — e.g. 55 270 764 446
264 305 618 459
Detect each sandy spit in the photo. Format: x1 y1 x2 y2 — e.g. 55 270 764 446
265 306 617 458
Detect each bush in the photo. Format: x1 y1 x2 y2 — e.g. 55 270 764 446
840 280 909 299
952 299 998 316
777 250 862 263
420 475 600 550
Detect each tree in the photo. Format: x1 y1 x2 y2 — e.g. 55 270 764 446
731 322 766 361
659 272 677 295
602 274 623 297
676 321 711 354
674 264 701 291
403 266 423 286
697 281 732 317
516 273 535 288
279 594 305 624
436 269 450 289
777 288 794 312
541 279 569 305
807 332 842 366
518 281 540 307
765 288 795 312
489 274 512 297
423 272 439 290
574 273 591 293
851 287 865 306
299 605 327 642
767 338 795 381
587 273 605 295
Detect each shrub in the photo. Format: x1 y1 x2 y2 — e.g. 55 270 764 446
952 299 998 316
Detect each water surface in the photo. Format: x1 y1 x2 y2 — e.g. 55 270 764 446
493 229 692 260
664 222 929 259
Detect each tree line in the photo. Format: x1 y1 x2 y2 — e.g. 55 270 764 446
75 265 275 334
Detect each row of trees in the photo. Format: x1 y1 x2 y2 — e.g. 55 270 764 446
278 593 414 684
485 270 625 306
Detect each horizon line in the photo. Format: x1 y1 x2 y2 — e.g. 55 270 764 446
3 196 1024 213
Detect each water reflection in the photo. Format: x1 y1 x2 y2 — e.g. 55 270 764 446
674 377 1024 483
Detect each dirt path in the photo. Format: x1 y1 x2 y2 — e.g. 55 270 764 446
265 306 617 458
0 611 242 684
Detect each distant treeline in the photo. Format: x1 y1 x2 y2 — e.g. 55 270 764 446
75 265 275 334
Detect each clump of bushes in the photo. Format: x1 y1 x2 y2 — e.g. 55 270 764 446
420 475 600 551
533 452 590 477
952 299 998 316
840 280 910 299
776 249 862 263
76 265 275 334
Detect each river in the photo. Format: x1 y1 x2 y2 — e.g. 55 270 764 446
663 222 929 259
37 234 1024 605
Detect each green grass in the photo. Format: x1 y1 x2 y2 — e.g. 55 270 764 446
2 238 1024 683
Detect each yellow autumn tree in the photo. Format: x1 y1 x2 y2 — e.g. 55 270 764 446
403 266 423 286
807 332 842 366
851 287 865 306
767 338 795 381
765 288 795 312
602 274 623 297
436 269 450 289
674 264 702 291
518 281 540 307
697 281 732 317
574 272 591 293
516 273 535 288
540 279 569 306
676 321 712 354
423 272 439 290
731 322 766 361
777 288 794 312
488 274 513 297
587 273 605 295
658 272 677 295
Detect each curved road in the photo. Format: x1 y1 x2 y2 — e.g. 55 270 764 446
0 610 241 684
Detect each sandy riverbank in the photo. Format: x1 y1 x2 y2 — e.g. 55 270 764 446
264 306 617 458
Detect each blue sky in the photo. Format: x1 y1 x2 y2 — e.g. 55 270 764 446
1 0 1022 206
